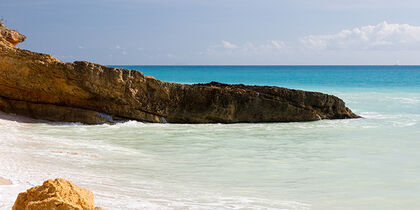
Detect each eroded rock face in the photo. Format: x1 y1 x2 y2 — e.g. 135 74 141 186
12 178 95 210
0 24 26 46
0 24 360 124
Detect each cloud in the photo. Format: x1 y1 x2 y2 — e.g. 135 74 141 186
206 41 238 55
301 21 420 51
221 41 237 49
206 40 287 55
270 40 286 49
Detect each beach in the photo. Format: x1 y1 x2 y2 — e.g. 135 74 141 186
1 66 420 209
3 0 420 208
0 177 11 185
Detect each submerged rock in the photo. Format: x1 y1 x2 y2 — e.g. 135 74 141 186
12 178 95 210
0 24 359 124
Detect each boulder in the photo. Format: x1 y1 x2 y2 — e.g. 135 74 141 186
0 24 360 124
12 178 95 210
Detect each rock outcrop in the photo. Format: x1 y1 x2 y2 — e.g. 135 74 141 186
0 24 359 124
0 23 26 46
12 178 95 210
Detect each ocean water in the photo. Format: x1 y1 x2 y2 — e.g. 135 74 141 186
1 66 420 210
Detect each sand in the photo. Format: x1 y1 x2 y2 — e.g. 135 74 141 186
0 177 12 185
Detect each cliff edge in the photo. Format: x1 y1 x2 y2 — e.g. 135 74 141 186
0 24 360 124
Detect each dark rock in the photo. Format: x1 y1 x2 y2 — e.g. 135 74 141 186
0 24 359 124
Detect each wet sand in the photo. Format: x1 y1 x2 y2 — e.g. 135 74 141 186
0 177 12 185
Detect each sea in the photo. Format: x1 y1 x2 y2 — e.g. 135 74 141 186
1 66 419 210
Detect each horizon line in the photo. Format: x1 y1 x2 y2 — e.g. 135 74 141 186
107 64 419 66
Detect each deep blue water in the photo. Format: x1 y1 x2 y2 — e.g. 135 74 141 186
111 65 420 92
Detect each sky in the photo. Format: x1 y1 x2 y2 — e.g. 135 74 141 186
2 0 420 65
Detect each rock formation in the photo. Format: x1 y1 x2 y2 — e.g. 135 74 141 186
0 24 359 124
13 178 96 210
0 22 26 46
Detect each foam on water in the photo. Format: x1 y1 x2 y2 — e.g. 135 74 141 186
1 65 420 209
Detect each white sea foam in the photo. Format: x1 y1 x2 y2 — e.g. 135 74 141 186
1 90 420 209
386 96 420 104
359 112 393 119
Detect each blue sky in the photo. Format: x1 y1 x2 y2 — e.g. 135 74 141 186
2 0 420 65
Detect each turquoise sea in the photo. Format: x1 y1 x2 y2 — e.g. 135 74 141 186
113 65 420 92
1 66 420 209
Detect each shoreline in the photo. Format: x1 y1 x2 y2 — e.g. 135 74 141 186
0 90 419 209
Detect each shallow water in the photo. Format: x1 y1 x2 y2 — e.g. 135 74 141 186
1 66 420 209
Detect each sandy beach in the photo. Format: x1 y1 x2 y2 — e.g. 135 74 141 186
0 177 12 185
1 2 420 207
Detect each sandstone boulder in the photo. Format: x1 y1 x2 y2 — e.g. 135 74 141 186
0 24 359 124
12 178 95 210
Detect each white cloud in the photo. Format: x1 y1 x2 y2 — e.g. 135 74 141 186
221 41 237 49
242 40 287 52
206 41 237 55
270 40 286 49
301 21 420 50
206 40 287 55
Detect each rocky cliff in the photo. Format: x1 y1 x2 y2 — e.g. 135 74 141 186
0 24 359 124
